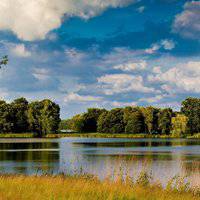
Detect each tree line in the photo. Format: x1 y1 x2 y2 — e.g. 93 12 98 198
60 97 200 136
0 98 60 137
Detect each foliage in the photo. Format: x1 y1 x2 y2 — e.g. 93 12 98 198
158 108 173 135
28 100 60 137
0 55 8 69
0 98 60 136
124 107 145 134
181 97 200 134
97 108 125 133
171 114 189 137
141 106 160 134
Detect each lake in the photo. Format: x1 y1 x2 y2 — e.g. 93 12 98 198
0 137 199 187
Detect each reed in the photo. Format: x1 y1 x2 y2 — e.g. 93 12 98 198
0 174 199 200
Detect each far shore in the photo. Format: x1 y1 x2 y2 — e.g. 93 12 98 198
0 132 200 139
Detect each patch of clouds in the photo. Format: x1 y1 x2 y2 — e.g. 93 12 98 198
173 1 200 39
97 74 156 95
113 60 147 72
110 101 137 107
145 39 175 54
148 61 200 93
10 44 31 57
32 68 50 81
137 6 145 13
0 0 135 41
64 92 103 103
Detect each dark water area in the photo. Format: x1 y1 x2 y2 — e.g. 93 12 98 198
0 138 199 186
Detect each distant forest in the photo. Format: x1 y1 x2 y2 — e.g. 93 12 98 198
1 97 200 137
60 97 200 136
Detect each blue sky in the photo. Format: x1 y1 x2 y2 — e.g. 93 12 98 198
0 0 200 118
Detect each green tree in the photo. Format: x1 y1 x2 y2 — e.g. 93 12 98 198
81 108 107 132
97 108 125 133
0 101 15 133
27 100 60 137
40 99 60 136
11 98 29 133
141 107 160 134
27 101 43 136
70 114 84 132
0 56 8 69
158 108 173 135
124 107 145 134
171 114 189 137
181 97 200 134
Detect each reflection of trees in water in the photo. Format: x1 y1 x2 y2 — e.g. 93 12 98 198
0 142 59 174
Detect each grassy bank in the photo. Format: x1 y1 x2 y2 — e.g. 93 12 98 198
0 133 200 139
46 132 200 139
0 174 199 200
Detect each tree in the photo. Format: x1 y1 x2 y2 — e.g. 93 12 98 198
27 100 60 137
81 108 107 132
0 101 15 133
11 98 29 133
0 56 8 69
171 114 189 137
181 97 200 134
97 108 125 133
158 108 173 135
124 107 145 134
141 107 160 134
40 99 60 136
27 101 43 136
69 114 85 132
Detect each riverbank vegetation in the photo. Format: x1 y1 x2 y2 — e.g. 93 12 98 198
60 97 200 137
0 98 60 137
0 174 199 200
1 97 200 138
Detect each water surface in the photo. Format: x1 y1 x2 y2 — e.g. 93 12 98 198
0 137 199 186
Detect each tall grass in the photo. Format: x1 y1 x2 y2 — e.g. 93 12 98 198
0 173 199 200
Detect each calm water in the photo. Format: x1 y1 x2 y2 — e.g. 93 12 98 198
0 137 199 186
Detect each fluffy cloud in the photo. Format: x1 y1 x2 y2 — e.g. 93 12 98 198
173 1 200 39
10 44 31 57
32 68 50 81
113 60 147 72
64 92 103 103
0 0 134 41
145 39 175 54
148 61 200 93
98 74 155 95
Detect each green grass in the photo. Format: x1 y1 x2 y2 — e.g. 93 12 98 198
0 174 199 200
0 133 35 138
0 132 200 139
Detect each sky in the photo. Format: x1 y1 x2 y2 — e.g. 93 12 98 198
0 0 200 118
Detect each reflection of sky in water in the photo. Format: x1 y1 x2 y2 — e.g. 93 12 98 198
0 138 199 187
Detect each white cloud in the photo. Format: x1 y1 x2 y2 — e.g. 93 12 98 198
173 1 200 39
113 60 147 72
111 101 137 107
98 74 155 95
64 92 103 103
0 0 134 41
145 39 175 54
148 61 200 93
139 95 164 103
32 68 50 81
10 44 31 57
137 6 145 13
161 39 175 50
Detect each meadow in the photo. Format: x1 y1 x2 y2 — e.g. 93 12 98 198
0 174 199 200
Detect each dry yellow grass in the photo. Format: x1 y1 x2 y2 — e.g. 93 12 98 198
0 175 199 200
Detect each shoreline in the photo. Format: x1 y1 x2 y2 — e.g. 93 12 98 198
0 133 200 139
